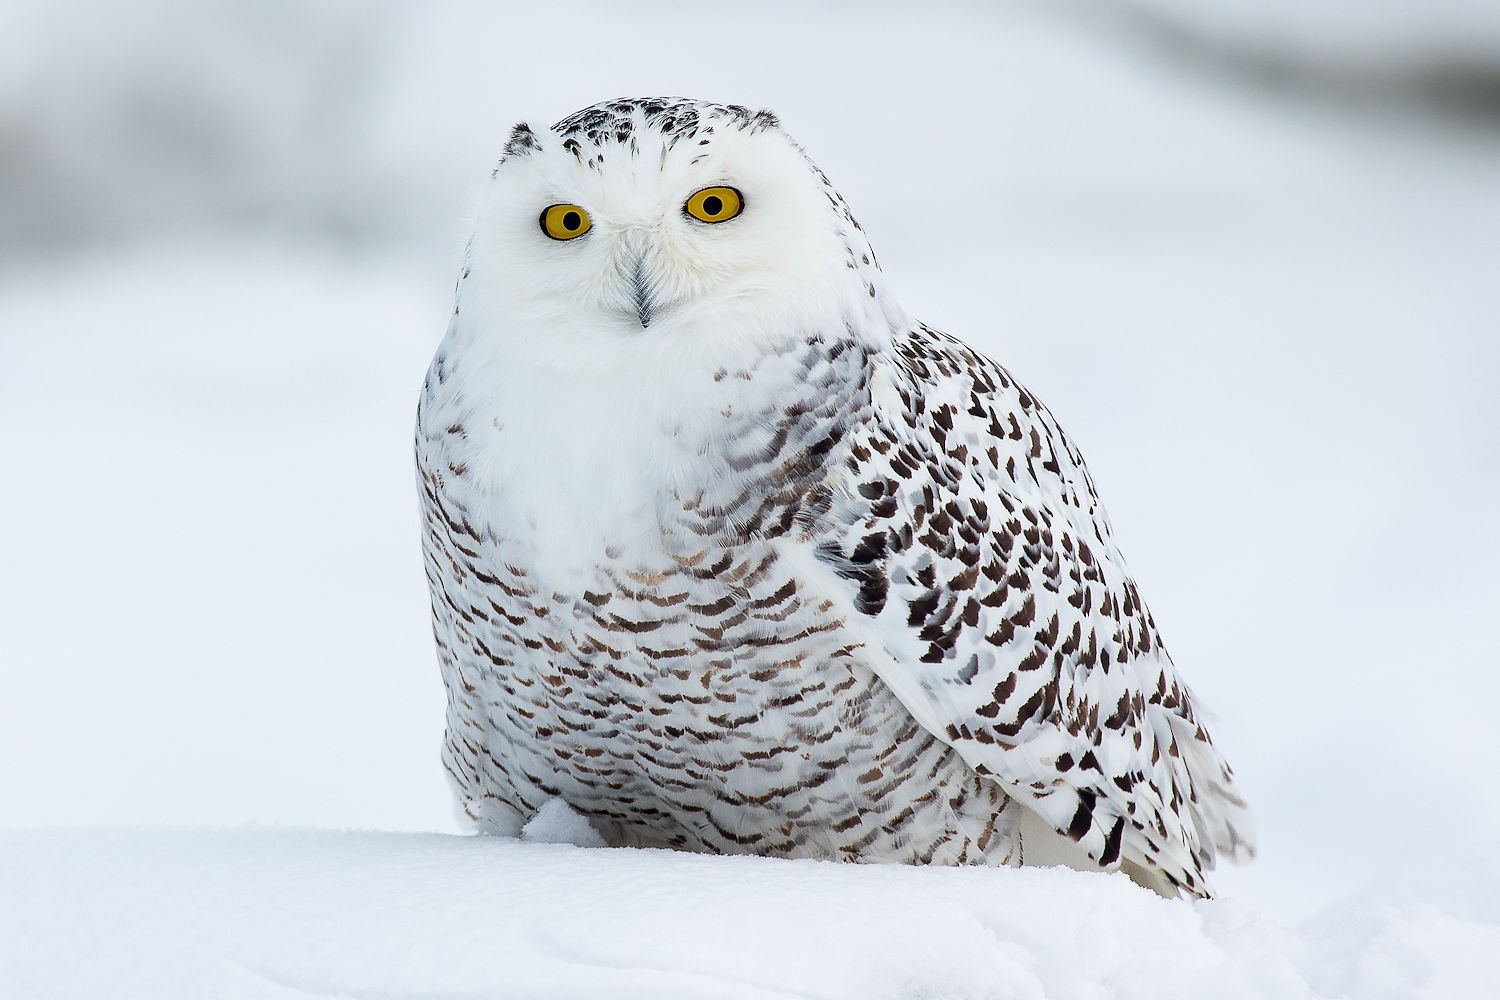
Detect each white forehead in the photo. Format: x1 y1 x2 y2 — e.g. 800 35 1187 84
488 99 812 218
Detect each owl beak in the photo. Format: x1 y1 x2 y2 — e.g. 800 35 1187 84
627 251 655 329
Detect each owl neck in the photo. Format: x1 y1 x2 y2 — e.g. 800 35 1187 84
427 315 877 586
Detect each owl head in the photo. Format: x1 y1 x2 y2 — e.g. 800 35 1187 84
461 98 899 371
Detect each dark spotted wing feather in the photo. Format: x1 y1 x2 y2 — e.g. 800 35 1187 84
815 323 1254 897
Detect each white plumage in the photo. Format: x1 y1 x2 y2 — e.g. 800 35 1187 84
417 98 1253 897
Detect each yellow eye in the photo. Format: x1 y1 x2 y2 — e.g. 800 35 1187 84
685 186 743 224
540 203 591 240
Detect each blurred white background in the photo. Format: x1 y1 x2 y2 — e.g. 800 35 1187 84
3 0 1497 924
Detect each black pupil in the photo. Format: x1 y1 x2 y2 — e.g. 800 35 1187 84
562 210 581 231
702 195 723 215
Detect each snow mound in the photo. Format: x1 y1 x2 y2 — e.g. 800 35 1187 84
2 828 1494 1000
520 797 608 848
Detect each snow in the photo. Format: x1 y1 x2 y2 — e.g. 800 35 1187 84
521 798 609 849
4 826 1497 999
1094 0 1500 72
3 0 1499 995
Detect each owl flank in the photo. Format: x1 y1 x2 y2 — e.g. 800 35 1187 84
416 98 1254 898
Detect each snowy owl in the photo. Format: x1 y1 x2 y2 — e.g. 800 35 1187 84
417 97 1254 898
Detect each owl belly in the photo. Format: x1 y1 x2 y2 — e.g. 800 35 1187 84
436 534 1021 867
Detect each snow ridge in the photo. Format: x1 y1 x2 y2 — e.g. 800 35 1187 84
3 826 1495 1000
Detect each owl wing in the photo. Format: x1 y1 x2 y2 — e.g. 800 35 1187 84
814 324 1254 897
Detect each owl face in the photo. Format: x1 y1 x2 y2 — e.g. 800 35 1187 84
464 100 884 368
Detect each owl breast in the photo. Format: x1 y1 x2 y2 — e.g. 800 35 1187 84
416 327 1021 865
420 505 1021 864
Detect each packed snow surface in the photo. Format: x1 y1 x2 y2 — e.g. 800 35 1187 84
4 824 1497 1000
